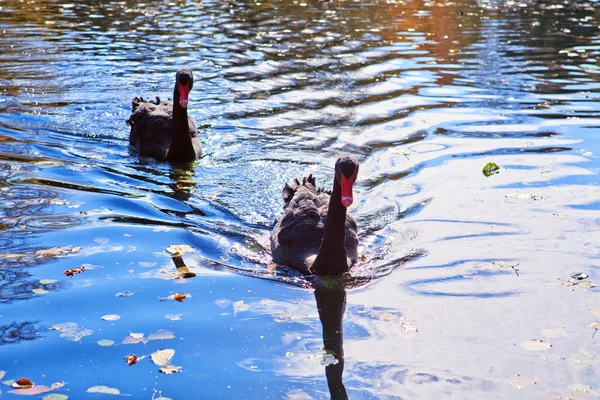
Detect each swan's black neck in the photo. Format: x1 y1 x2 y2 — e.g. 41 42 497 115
310 177 349 275
167 85 195 162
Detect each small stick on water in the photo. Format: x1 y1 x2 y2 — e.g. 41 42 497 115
512 263 520 277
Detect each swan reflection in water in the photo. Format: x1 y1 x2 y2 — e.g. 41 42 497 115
169 164 197 202
314 280 349 400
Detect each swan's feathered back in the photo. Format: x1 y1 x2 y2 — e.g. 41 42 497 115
271 174 358 274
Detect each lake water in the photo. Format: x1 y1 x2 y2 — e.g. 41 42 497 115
0 0 599 399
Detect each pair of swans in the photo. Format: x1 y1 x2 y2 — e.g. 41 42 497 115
127 68 359 276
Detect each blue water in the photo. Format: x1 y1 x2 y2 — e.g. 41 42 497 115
1 0 599 399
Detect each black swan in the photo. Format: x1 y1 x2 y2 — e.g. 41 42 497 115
270 156 359 276
126 68 202 162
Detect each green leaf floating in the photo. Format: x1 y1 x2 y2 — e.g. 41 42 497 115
482 162 500 177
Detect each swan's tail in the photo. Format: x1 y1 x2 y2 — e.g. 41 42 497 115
281 174 330 207
130 96 162 113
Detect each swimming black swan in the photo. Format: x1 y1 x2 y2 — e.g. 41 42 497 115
270 156 359 276
126 68 202 162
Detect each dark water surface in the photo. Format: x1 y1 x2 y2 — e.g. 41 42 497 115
1 0 599 398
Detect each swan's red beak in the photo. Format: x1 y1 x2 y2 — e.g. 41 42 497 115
340 175 355 208
178 83 190 108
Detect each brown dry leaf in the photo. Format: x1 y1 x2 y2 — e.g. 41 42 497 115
151 349 175 367
159 293 190 302
159 365 182 375
12 378 34 388
125 355 138 366
63 266 85 277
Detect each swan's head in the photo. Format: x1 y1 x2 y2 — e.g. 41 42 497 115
335 155 359 208
176 68 194 108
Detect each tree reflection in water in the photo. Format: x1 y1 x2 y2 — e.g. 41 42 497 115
0 321 42 346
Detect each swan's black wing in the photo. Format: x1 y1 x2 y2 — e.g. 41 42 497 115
271 175 358 273
127 98 199 161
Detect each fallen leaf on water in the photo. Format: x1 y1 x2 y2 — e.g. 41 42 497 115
570 272 589 280
492 261 520 276
151 349 175 367
519 339 551 351
159 365 182 375
71 246 82 253
166 244 195 255
101 314 120 321
43 394 68 400
567 384 600 397
138 261 157 268
266 264 277 270
125 355 138 366
9 385 53 395
121 336 148 345
568 348 594 368
97 340 114 347
482 162 500 177
285 352 294 358
39 279 57 285
148 330 175 341
165 313 184 321
63 266 85 277
32 288 49 295
129 332 144 339
215 299 231 309
50 382 66 390
590 322 599 338
86 386 121 395
159 293 190 302
50 322 93 342
94 238 109 245
233 300 249 316
12 378 34 388
505 192 543 201
540 328 568 339
36 246 72 257
508 376 538 390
